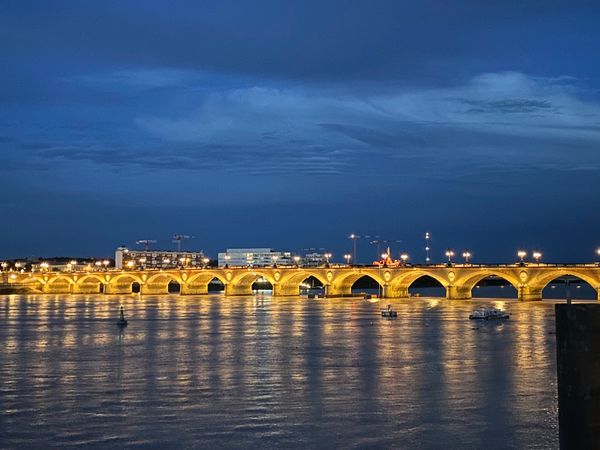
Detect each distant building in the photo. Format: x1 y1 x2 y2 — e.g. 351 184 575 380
218 248 294 267
301 252 327 267
115 247 206 269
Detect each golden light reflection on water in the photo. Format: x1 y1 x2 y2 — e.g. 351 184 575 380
0 294 561 448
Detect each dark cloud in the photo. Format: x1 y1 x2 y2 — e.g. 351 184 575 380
1 1 600 259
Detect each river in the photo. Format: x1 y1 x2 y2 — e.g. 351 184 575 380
1 294 562 448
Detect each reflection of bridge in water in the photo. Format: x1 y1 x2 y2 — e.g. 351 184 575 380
4 264 600 301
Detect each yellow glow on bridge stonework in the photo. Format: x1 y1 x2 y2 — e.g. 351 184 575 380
5 265 600 301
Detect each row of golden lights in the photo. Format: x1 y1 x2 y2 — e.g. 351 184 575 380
3 248 600 272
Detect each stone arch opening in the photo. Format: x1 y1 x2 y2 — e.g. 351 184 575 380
46 277 72 294
471 275 518 299
144 273 184 295
541 275 597 301
132 282 141 293
168 280 181 293
184 272 227 295
302 276 324 289
407 275 446 298
227 271 276 296
208 277 225 292
76 275 105 294
277 271 328 296
110 273 144 294
252 276 273 292
351 275 383 296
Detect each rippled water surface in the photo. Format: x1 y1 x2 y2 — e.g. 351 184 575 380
1 294 560 449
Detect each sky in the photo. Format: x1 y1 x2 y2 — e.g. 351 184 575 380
1 0 600 263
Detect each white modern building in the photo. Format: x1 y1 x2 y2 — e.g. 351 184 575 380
115 247 207 269
218 248 295 267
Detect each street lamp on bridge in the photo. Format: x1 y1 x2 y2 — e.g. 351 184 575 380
445 249 455 266
517 250 527 266
348 233 360 264
344 253 352 266
533 251 542 265
400 253 409 265
462 251 472 264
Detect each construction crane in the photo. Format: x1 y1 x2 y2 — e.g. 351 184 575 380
135 239 157 251
172 235 192 252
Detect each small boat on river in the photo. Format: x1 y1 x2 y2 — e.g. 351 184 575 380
469 308 509 320
381 304 398 318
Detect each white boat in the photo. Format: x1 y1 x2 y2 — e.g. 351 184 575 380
469 308 509 320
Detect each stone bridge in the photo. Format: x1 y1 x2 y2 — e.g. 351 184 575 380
4 264 600 301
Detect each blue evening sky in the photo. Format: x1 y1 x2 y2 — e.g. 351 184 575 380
1 0 600 262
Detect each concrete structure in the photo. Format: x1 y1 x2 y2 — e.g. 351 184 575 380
115 247 206 270
6 264 600 300
218 248 294 267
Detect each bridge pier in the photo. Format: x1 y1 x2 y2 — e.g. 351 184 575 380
382 285 409 298
140 284 168 295
518 286 542 301
71 283 104 294
272 284 300 296
224 284 253 296
446 285 472 300
324 284 351 298
105 283 134 295
180 284 209 295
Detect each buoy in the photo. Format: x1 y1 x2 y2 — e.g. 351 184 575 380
117 304 128 327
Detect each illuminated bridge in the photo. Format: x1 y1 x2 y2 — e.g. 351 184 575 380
3 264 600 301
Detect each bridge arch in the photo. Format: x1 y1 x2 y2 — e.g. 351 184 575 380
74 274 106 294
111 273 144 285
406 274 447 298
276 270 328 296
450 270 520 300
44 275 74 293
144 272 185 294
182 271 228 295
532 270 599 301
327 270 385 297
227 270 277 296
385 270 449 298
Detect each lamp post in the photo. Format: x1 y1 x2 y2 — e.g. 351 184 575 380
140 257 147 270
203 257 210 268
425 232 431 263
1 262 7 272
102 260 110 271
293 255 301 267
344 253 352 266
324 253 332 267
445 249 454 266
349 234 360 265
462 251 471 264
517 250 527 266
400 253 409 266
272 255 279 268
533 251 542 266
596 248 600 266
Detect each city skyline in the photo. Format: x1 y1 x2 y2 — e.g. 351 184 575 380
2 1 600 260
